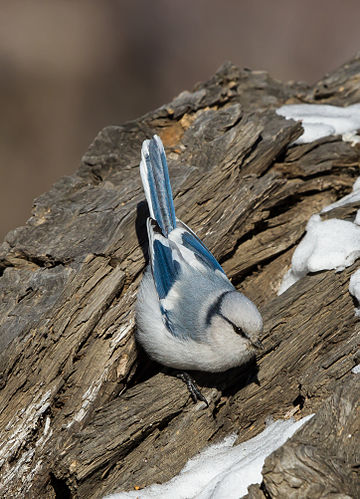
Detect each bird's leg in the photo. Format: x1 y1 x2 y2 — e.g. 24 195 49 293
176 371 209 407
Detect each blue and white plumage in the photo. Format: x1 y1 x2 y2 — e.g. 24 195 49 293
136 135 263 375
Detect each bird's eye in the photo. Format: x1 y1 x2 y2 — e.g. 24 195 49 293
233 325 248 339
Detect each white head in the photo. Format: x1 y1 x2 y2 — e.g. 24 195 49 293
217 291 263 349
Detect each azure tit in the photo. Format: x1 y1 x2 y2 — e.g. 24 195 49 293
136 135 263 404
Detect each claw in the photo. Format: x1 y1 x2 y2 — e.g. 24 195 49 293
176 372 209 407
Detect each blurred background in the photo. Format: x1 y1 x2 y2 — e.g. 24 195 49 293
1 0 360 239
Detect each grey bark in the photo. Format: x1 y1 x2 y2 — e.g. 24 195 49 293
0 56 359 498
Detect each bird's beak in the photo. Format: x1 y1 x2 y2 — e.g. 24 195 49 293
252 339 264 350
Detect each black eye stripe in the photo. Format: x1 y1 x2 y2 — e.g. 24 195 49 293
220 314 249 339
205 291 232 326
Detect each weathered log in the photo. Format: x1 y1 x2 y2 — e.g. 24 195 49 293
0 56 360 498
246 376 359 498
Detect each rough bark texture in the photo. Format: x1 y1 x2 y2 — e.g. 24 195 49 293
0 56 360 498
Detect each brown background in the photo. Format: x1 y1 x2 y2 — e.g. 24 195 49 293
1 0 360 239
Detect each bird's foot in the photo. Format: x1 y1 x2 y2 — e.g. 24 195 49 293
176 371 209 407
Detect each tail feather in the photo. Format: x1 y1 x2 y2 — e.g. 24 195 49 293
140 135 176 236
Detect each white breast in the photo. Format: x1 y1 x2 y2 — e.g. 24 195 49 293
135 269 254 372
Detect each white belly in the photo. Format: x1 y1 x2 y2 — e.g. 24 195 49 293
135 270 254 372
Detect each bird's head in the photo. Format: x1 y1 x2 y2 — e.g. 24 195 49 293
218 291 263 349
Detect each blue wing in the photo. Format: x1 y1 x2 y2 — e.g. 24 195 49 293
172 219 226 275
147 218 232 340
147 218 180 299
146 218 183 335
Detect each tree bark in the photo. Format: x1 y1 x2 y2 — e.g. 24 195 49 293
0 56 359 498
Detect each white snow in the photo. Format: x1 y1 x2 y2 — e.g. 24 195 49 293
275 106 360 296
349 268 360 302
352 364 360 374
105 415 313 499
321 175 360 215
275 108 360 295
349 268 360 316
279 214 360 294
278 174 360 316
276 103 360 145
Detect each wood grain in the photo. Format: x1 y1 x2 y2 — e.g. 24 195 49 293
0 56 360 498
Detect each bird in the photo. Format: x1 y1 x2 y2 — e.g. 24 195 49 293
136 135 263 405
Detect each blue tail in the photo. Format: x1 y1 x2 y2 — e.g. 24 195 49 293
140 135 176 236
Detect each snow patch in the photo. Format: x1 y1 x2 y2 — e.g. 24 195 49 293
276 103 360 145
105 415 313 499
349 268 360 316
278 175 360 317
279 214 360 294
349 268 360 302
278 173 360 296
352 364 360 374
321 176 360 216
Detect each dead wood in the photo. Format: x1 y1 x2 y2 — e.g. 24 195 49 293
0 56 360 498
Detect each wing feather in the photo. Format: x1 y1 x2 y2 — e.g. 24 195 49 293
147 218 180 300
170 219 226 275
